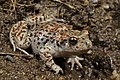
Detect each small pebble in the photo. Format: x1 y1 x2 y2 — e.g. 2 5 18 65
91 0 98 3
4 55 15 63
102 4 110 9
59 77 65 80
87 50 92 54
0 47 3 51
0 70 4 74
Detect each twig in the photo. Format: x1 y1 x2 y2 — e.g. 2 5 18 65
0 52 32 57
16 3 35 7
53 0 76 10
107 54 113 68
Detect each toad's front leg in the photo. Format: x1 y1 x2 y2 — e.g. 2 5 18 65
39 47 63 74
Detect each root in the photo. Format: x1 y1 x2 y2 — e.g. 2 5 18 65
53 0 76 10
0 52 32 57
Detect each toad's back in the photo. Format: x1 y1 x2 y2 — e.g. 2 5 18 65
29 22 73 56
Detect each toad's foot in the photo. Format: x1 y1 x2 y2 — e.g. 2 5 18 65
41 52 63 74
51 64 63 74
67 56 84 70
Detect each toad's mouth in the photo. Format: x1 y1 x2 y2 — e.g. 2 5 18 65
53 49 90 57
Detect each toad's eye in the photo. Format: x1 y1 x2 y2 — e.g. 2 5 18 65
69 37 78 45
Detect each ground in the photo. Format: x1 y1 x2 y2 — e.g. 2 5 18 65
0 0 120 80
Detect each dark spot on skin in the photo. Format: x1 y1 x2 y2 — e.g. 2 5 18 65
46 54 51 58
43 16 45 21
39 32 42 34
21 34 24 37
50 37 53 39
37 42 40 45
22 30 26 33
32 19 34 21
43 39 49 45
51 40 54 43
76 46 79 48
29 38 32 42
60 40 66 44
24 39 27 44
39 17 42 21
54 45 56 48
49 23 54 27
27 42 30 45
56 41 60 47
30 33 33 37
36 46 38 49
45 58 50 63
27 24 31 29
43 35 45 37
51 29 54 31
35 17 38 20
39 47 42 49
51 63 55 67
47 58 52 62
19 22 22 26
46 47 51 51
53 33 56 35
45 30 48 32
41 38 44 41
48 32 51 35
34 40 36 42
14 25 17 27
37 37 39 40
20 36 23 41
82 37 85 40
22 26 27 29
44 35 49 38
16 31 21 36
34 32 39 37
34 34 36 37
43 47 46 49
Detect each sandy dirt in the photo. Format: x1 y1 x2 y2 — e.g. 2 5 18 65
0 0 120 80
